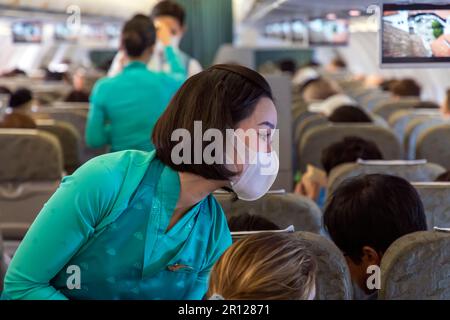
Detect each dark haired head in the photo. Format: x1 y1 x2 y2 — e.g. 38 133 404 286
152 64 273 181
390 78 421 97
331 57 347 69
321 136 383 175
278 59 297 75
228 213 280 232
151 0 186 26
435 171 450 182
0 86 11 96
379 79 398 92
121 15 156 58
324 174 427 263
9 88 33 108
328 106 372 123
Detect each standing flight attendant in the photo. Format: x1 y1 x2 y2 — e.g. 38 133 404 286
86 15 186 152
108 1 202 78
2 64 279 300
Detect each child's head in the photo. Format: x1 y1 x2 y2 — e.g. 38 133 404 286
207 233 317 300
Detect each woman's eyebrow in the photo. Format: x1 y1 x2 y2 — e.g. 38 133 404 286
257 121 275 129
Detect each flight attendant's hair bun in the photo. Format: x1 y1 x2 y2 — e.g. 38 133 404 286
121 14 156 58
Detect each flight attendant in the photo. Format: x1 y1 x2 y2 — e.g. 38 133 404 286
85 14 186 152
2 64 279 300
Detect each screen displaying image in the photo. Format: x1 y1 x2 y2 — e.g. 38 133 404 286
382 3 450 64
264 22 284 39
308 18 349 46
12 21 43 43
54 23 79 42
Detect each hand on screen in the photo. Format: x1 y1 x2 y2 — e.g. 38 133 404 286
431 34 450 57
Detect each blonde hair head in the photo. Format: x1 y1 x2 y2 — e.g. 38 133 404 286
207 233 317 300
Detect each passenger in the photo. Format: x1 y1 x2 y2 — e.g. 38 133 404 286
328 105 372 123
301 78 339 104
64 69 90 103
0 86 11 95
108 1 202 78
2 64 279 300
390 78 421 99
228 213 280 232
307 89 357 116
440 89 450 119
85 15 187 152
325 57 347 74
0 88 36 129
323 174 427 299
379 79 398 92
278 59 297 76
295 137 383 207
207 233 317 300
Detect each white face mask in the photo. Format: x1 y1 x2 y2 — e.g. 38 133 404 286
229 144 279 201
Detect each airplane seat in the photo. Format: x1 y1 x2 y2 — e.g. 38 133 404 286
298 124 402 172
294 114 328 156
0 129 63 240
404 118 446 159
389 109 440 141
36 119 82 174
380 231 450 300
214 192 324 235
413 183 450 229
34 109 107 164
361 92 392 112
416 124 450 169
50 101 90 111
328 161 446 197
294 231 353 300
372 98 421 120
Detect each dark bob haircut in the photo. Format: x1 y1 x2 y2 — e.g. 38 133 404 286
324 174 427 263
152 64 273 181
151 0 186 26
121 14 156 58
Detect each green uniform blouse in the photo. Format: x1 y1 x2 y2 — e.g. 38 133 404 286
2 150 232 300
86 46 186 152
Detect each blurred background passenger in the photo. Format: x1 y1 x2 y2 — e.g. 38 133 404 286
328 105 372 123
296 137 384 207
0 88 36 129
390 78 422 99
85 14 186 152
441 89 450 119
109 1 202 78
64 69 90 103
207 233 317 300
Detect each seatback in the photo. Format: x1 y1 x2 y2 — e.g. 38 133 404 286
294 232 353 300
0 129 63 239
416 124 450 168
328 161 445 196
380 231 450 300
214 192 324 234
372 98 421 120
34 109 106 164
413 182 450 230
389 109 440 141
294 114 328 151
36 119 81 173
361 92 391 111
298 124 402 172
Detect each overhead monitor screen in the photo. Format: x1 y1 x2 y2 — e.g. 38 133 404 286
308 18 349 46
54 23 78 42
12 21 43 43
382 3 450 66
292 20 308 43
